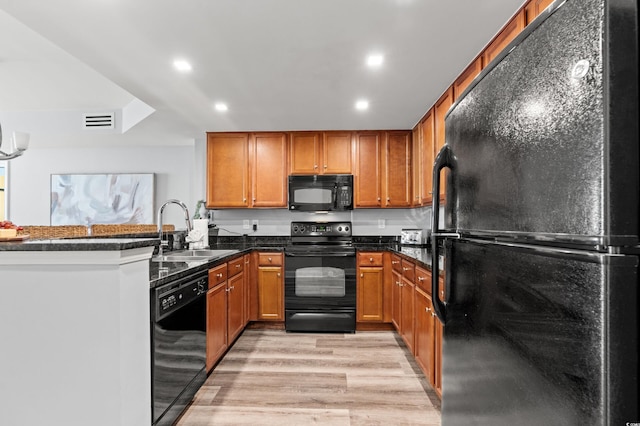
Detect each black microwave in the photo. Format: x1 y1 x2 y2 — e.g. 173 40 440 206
288 174 353 211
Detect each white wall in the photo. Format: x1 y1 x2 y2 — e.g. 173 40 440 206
6 144 201 228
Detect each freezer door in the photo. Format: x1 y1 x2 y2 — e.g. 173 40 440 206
442 238 638 425
444 0 638 247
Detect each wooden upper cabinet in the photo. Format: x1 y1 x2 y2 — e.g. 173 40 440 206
207 132 287 208
289 132 321 174
525 0 554 24
383 131 412 208
289 131 353 174
434 88 453 201
251 133 288 207
482 9 526 67
206 133 250 208
421 110 435 206
453 56 483 101
354 132 382 208
322 132 353 174
411 123 422 206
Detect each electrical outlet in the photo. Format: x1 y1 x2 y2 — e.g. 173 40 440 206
252 220 259 231
243 220 250 229
378 219 386 229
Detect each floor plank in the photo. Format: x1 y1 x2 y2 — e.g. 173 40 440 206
177 329 441 425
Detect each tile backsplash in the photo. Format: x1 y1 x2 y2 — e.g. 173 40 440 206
209 207 433 236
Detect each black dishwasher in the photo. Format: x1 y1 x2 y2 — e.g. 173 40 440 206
151 270 208 426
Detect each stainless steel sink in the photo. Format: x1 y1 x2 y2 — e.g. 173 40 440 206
152 249 238 262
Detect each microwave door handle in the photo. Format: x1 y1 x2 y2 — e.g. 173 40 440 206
333 183 338 208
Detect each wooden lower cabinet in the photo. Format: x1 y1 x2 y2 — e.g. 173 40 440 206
206 257 249 372
206 280 228 372
227 267 244 344
243 254 251 326
434 275 444 396
356 252 384 322
400 276 415 353
414 268 436 387
256 252 284 321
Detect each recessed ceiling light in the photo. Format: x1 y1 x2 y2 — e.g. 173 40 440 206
173 59 192 73
214 102 228 112
355 100 369 110
366 54 384 67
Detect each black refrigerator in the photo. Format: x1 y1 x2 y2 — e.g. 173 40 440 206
430 0 639 424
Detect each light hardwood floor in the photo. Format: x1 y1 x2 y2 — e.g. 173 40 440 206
177 329 441 425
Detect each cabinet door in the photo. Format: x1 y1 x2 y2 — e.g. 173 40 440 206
482 9 526 66
434 88 453 201
289 132 321 174
354 132 382 207
454 56 483 100
384 131 412 207
412 123 422 206
421 111 435 205
434 275 445 397
206 133 249 208
415 288 435 385
206 282 228 371
323 131 353 174
227 272 244 343
357 266 384 322
400 278 415 354
391 269 402 331
525 0 554 24
251 133 288 207
257 266 283 320
243 254 251 327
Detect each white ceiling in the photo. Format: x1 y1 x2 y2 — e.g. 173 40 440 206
0 0 525 146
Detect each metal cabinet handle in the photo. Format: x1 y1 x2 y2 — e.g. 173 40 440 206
277 273 281 277
268 257 272 262
426 307 431 312
418 277 425 281
360 273 364 278
369 257 374 262
324 165 327 168
391 260 399 265
236 264 241 268
314 165 318 169
402 267 409 271
216 273 223 278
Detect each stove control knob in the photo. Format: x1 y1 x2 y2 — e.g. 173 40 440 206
345 226 350 232
338 226 342 232
293 226 298 233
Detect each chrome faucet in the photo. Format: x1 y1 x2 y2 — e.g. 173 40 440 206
157 199 192 257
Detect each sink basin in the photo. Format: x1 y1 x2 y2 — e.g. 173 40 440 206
152 249 238 262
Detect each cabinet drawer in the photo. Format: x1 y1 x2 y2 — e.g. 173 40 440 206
209 263 227 285
415 265 431 294
227 256 244 277
358 252 383 267
390 254 402 274
258 252 283 266
401 259 415 282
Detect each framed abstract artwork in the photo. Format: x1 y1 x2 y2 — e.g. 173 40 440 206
50 173 154 225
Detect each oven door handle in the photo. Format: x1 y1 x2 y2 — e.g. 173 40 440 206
285 252 355 257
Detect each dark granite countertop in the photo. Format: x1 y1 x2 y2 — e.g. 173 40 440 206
1 233 441 287
0 238 159 251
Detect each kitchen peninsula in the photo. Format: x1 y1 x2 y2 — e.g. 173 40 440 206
0 238 157 426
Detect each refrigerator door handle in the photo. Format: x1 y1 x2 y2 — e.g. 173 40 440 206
431 144 456 324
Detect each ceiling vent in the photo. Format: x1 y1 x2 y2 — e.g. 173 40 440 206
83 112 115 129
